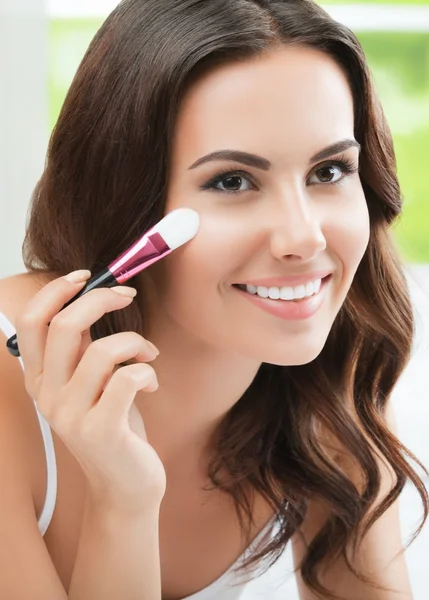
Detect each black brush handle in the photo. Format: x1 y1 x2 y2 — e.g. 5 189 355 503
6 268 118 358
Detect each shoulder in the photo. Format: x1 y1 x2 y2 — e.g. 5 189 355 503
0 272 67 598
0 270 60 519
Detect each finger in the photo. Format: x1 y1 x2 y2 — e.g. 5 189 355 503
43 286 136 390
63 332 158 416
16 270 91 394
89 362 158 431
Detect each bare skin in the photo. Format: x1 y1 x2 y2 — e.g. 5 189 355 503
0 45 412 599
0 273 276 600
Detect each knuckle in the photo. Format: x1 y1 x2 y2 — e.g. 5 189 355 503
125 331 145 345
92 287 119 303
114 363 154 386
17 310 41 329
87 339 126 367
88 332 145 362
49 312 76 332
79 417 98 442
87 287 106 301
125 331 149 353
53 407 79 433
88 337 115 360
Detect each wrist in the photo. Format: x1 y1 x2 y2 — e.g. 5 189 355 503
84 487 162 523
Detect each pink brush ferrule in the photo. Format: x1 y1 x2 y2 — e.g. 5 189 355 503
107 231 171 284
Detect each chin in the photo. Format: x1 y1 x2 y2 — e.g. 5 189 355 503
261 341 327 367
265 355 320 367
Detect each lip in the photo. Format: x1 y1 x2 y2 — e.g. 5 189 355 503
235 270 333 288
233 274 331 321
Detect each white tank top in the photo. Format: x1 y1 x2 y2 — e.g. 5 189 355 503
0 310 298 599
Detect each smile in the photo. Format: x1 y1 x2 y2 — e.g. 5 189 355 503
232 275 332 321
235 277 323 301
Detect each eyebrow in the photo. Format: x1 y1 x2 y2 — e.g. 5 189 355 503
188 139 361 171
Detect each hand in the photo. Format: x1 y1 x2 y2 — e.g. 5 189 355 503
15 269 166 513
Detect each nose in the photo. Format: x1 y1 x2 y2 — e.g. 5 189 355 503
268 188 326 261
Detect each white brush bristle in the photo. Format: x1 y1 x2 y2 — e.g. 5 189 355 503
152 208 200 250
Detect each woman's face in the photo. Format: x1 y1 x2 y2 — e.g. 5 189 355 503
144 45 370 366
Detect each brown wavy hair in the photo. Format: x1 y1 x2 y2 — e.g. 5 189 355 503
22 0 428 598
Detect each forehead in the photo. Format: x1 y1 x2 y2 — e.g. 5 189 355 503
171 46 355 169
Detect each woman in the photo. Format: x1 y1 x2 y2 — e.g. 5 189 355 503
0 0 427 598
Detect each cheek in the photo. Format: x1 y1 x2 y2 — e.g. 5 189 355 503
329 189 370 281
163 210 252 295
157 241 233 323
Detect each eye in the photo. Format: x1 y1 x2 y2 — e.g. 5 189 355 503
199 156 359 195
308 157 359 186
199 169 256 194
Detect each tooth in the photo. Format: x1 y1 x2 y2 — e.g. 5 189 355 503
257 286 269 298
268 287 280 300
305 281 314 296
245 278 323 300
294 285 306 299
280 286 294 300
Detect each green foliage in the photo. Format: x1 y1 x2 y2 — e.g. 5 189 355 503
48 16 429 262
356 32 429 263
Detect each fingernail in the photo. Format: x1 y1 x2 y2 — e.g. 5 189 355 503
65 269 92 283
147 340 160 356
111 286 137 298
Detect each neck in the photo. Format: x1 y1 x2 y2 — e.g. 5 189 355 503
134 326 261 477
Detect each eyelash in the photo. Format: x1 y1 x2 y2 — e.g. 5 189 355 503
199 156 359 194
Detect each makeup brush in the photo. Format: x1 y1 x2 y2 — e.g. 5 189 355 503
6 208 200 358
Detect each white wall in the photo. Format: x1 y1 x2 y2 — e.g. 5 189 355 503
0 0 49 278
